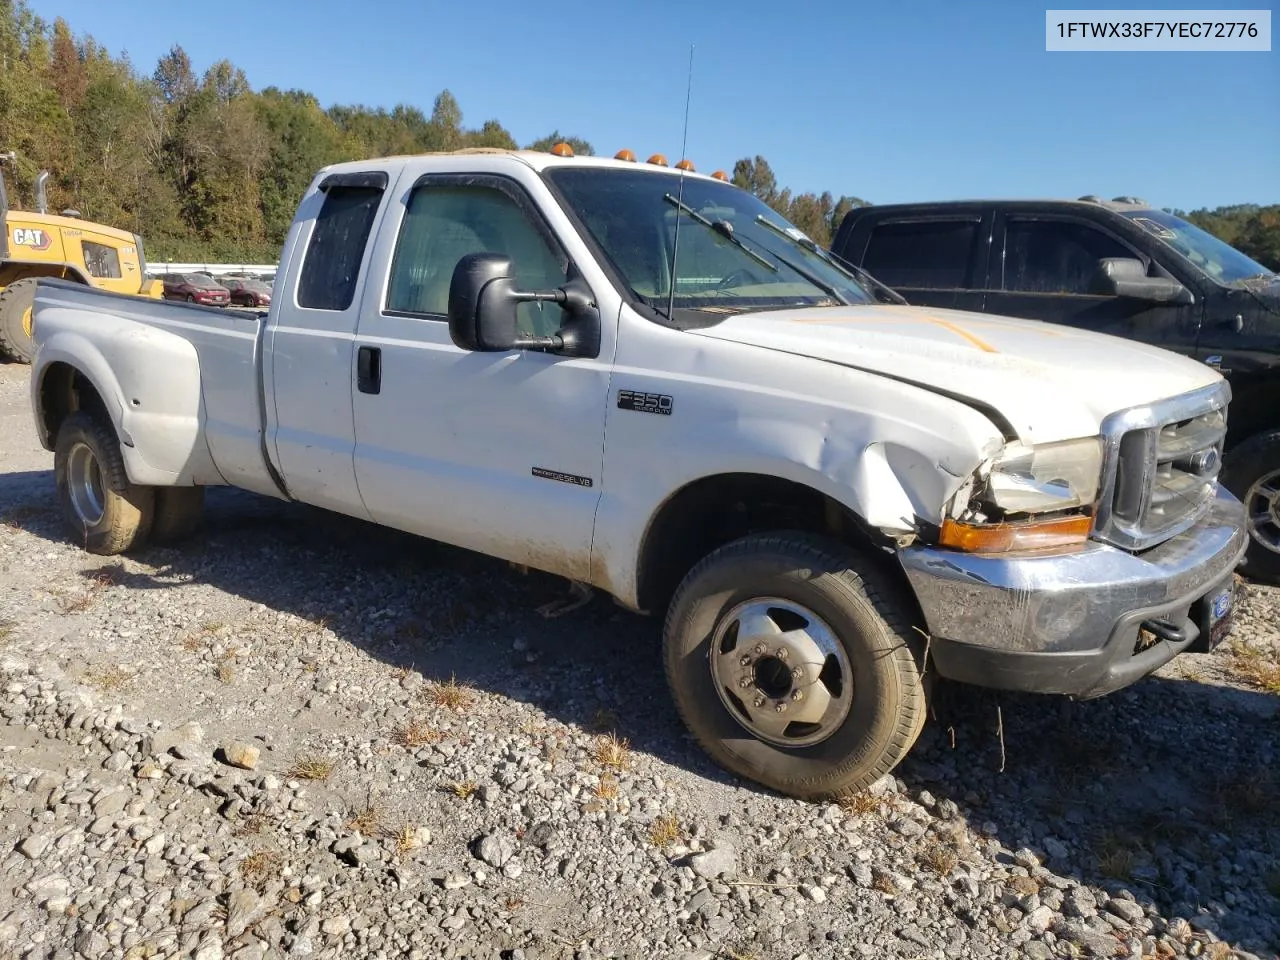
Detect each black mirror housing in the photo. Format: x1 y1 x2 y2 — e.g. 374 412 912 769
447 252 602 357
447 253 521 352
1092 257 1193 305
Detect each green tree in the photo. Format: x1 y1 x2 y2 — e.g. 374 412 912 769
525 131 594 155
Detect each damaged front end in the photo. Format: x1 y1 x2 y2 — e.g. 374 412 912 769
936 435 1106 555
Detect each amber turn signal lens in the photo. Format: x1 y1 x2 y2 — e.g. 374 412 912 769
711 170 729 180
614 149 636 161
551 142 574 157
938 514 1093 554
674 159 695 171
646 153 668 166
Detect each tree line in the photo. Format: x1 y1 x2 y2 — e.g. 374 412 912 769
1 1 1276 270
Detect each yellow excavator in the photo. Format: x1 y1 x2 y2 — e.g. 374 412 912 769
0 151 163 363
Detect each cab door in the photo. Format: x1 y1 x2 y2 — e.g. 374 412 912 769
349 170 616 582
981 210 1201 355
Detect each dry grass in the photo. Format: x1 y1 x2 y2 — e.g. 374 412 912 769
423 673 477 711
1226 642 1280 694
391 719 443 749
648 815 681 849
346 802 385 835
873 872 898 895
215 654 237 684
1089 830 1141 880
0 617 14 642
233 812 271 837
83 664 132 693
447 780 478 800
287 754 335 782
918 841 959 877
837 792 886 816
594 773 619 801
240 850 282 889
593 732 631 770
392 824 424 855
1207 769 1279 829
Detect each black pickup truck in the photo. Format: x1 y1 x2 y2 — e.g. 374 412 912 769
831 197 1280 584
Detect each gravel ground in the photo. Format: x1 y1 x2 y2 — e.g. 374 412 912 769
1 358 1278 960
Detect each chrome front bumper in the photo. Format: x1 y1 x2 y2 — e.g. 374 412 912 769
897 486 1248 698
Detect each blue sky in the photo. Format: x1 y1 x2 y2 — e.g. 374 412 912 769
32 0 1279 210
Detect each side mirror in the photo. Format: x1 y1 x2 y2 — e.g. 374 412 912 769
1091 257 1193 305
447 252 601 356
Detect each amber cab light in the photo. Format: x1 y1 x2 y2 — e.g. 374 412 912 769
615 149 636 161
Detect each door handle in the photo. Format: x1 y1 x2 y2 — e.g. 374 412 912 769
357 346 381 395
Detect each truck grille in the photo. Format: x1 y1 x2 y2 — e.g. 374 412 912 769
1094 381 1230 552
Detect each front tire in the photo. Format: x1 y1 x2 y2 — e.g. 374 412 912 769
1221 430 1280 585
54 412 155 555
663 532 927 800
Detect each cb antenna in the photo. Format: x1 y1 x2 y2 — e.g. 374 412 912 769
664 43 695 323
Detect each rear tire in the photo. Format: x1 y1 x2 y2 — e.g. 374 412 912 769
663 531 928 800
0 278 39 363
151 487 205 544
54 411 155 555
1221 430 1280 585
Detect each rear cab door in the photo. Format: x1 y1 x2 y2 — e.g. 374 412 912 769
262 168 396 519
833 205 992 312
980 204 1202 354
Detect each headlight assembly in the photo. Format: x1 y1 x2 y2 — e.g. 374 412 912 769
938 436 1104 555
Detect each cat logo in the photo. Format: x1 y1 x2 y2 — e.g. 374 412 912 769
12 227 52 251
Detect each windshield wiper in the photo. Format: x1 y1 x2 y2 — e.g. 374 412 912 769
663 194 778 273
754 214 910 306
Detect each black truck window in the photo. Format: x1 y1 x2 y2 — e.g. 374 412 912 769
861 220 977 289
1002 219 1134 294
297 185 383 311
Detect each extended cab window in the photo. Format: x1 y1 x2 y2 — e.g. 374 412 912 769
385 183 568 338
861 220 977 289
297 184 383 311
1002 219 1134 294
81 241 122 279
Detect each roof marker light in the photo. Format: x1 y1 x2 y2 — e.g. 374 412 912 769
674 159 695 171
646 153 668 166
615 149 636 161
711 170 729 181
550 142 574 157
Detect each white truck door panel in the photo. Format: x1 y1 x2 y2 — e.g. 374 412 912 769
267 172 390 519
351 171 611 581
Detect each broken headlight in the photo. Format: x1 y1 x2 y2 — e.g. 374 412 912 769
982 436 1104 516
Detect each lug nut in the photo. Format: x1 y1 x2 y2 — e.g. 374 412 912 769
775 648 789 660
739 655 752 666
754 643 767 655
738 677 753 689
791 667 804 680
774 702 788 713
753 695 766 708
791 689 804 701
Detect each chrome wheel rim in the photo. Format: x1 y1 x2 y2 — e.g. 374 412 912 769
1244 468 1280 555
709 598 853 748
67 442 106 527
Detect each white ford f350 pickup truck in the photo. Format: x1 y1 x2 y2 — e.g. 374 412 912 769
27 147 1248 799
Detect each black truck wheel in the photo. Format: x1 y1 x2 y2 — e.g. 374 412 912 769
1222 430 1280 585
663 532 927 800
0 278 39 363
54 411 155 555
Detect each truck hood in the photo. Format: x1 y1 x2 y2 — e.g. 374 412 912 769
688 304 1223 444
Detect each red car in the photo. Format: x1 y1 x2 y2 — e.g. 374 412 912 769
161 273 230 307
220 277 273 308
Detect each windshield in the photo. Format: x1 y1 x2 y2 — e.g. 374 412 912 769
544 167 875 317
1122 209 1274 285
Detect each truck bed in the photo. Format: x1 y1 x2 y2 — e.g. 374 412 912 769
29 277 283 498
